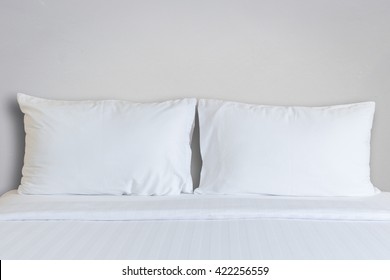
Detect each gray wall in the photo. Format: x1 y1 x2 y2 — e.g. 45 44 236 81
1 0 389 195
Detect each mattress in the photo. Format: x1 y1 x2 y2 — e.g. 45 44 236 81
1 190 390 259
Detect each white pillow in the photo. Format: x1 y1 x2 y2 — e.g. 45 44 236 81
18 93 196 195
196 99 378 196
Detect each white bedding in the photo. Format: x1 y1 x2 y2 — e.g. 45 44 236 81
1 190 390 259
1 191 390 221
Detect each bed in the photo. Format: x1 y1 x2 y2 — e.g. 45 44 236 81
1 94 388 260
1 190 390 259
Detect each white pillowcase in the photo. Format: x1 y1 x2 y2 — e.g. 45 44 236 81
196 99 378 196
18 93 196 195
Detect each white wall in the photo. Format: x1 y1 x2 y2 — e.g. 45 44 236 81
1 0 390 194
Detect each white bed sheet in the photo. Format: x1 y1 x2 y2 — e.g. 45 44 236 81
1 190 390 259
2 190 390 221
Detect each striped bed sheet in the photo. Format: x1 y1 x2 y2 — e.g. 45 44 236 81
1 190 390 259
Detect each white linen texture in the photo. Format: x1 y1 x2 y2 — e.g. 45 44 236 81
18 93 196 195
196 99 378 196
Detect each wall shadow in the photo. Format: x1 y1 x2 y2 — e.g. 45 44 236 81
7 98 25 190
